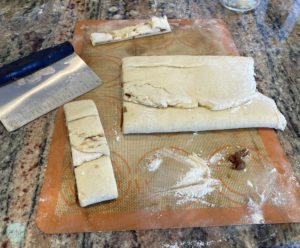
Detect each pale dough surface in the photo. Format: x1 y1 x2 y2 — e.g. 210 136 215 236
70 135 109 154
90 16 171 46
71 147 103 167
74 156 118 207
122 56 257 110
64 100 118 207
123 92 287 134
67 115 104 137
63 100 98 122
67 115 109 154
64 100 110 165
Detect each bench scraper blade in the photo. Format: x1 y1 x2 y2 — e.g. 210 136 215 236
0 42 102 132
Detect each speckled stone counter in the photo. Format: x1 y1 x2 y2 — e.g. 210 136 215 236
0 0 299 247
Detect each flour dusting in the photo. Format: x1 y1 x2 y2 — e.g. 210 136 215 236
146 149 220 205
230 106 240 113
113 130 120 142
209 149 227 165
186 131 198 146
148 158 163 172
171 153 220 205
26 66 55 83
247 180 253 188
16 66 55 86
245 168 278 224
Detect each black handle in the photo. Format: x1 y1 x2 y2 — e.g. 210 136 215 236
0 41 74 86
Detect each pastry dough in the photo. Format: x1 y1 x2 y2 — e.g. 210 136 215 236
74 157 118 207
71 147 103 167
67 115 104 137
63 100 99 122
122 56 257 110
122 55 286 134
64 100 118 207
123 92 287 134
70 135 109 154
90 16 171 46
63 105 109 160
67 115 109 154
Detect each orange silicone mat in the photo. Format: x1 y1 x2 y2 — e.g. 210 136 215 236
36 19 300 233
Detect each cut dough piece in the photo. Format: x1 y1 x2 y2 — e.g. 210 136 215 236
70 134 110 154
71 147 104 167
90 16 171 46
67 115 104 138
64 100 118 207
74 157 118 207
64 100 110 165
67 115 109 153
122 56 256 110
123 92 287 134
63 100 98 122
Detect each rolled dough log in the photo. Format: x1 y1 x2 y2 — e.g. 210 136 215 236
122 56 257 110
123 92 286 134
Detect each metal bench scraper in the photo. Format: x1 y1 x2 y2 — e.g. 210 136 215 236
0 42 102 132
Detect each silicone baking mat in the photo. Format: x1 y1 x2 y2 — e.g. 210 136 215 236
36 19 300 233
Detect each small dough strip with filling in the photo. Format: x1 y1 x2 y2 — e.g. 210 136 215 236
90 16 171 46
64 100 118 207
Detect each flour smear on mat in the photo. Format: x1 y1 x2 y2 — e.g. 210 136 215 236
144 146 296 221
145 148 220 205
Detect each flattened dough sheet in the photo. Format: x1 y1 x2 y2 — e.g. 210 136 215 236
122 56 257 110
123 93 286 134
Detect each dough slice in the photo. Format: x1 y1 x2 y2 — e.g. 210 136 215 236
122 56 256 110
123 92 287 134
71 147 104 167
67 115 104 137
67 115 109 153
70 134 109 154
63 100 98 122
74 157 118 207
64 100 110 165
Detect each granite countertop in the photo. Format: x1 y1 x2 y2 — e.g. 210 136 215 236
0 0 299 247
